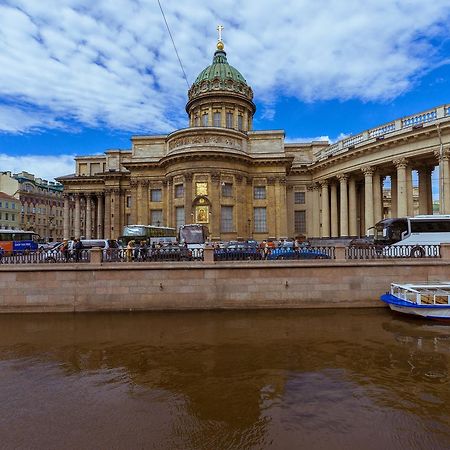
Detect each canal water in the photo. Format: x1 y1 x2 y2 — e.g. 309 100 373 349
0 309 449 449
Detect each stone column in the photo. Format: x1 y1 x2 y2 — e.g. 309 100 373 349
320 180 330 238
337 174 349 237
348 176 357 237
221 106 226 127
394 158 408 217
104 189 111 239
436 148 450 214
418 166 432 215
166 178 173 227
96 193 104 238
406 166 414 216
276 177 288 238
130 180 138 224
141 180 150 225
362 166 374 235
373 172 382 225
208 105 213 126
246 177 254 237
112 188 121 239
330 182 338 237
63 194 70 240
184 174 193 224
74 193 81 239
312 184 320 238
286 184 294 237
243 110 249 132
85 194 92 239
391 173 398 218
210 172 221 238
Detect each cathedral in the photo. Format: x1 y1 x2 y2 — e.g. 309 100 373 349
58 35 450 241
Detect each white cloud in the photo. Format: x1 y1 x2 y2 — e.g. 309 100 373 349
0 0 449 133
285 133 349 144
0 153 75 181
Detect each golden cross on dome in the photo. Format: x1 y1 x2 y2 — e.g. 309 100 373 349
217 24 224 42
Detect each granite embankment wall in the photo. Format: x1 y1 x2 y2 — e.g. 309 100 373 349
0 257 449 312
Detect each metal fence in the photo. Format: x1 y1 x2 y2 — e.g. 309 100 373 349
0 249 91 264
346 244 441 260
102 247 204 263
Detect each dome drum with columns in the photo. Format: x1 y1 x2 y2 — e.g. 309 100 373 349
58 31 450 241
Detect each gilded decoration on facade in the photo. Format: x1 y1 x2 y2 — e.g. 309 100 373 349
195 205 209 223
196 182 208 196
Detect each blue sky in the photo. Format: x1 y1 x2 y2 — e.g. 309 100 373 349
0 0 450 180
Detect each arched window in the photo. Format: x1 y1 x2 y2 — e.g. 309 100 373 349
202 113 208 126
226 112 233 128
237 115 243 131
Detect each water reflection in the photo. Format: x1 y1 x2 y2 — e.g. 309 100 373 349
0 309 449 449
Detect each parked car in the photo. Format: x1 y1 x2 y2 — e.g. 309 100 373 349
267 246 330 260
215 243 262 261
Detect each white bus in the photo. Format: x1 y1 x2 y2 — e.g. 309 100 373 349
374 215 450 256
119 225 177 246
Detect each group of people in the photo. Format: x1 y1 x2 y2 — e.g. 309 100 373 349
60 239 84 262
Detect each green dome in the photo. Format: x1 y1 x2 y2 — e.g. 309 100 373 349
194 50 248 85
188 47 253 102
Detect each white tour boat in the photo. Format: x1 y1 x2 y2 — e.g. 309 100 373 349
380 282 450 320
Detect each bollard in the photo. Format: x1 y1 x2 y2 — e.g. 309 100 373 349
334 243 346 261
203 246 215 263
90 247 103 265
440 243 450 260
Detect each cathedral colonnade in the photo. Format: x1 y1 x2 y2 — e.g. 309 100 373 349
312 154 447 238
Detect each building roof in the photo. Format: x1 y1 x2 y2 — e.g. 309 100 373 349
0 191 18 201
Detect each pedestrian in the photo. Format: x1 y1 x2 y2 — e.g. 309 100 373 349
74 239 83 262
61 239 70 262
140 240 148 261
263 241 269 259
126 240 134 262
134 240 141 261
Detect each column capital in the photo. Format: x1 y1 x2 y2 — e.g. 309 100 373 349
286 184 294 191
276 176 287 185
267 177 276 185
235 174 243 184
141 179 150 187
336 173 349 182
184 173 193 182
166 177 173 186
73 192 81 199
393 158 408 169
361 166 374 176
130 179 139 187
319 179 329 187
95 191 104 199
112 188 121 194
246 176 253 186
434 148 450 161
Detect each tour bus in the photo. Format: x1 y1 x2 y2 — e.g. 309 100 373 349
178 224 209 250
119 225 177 246
373 215 450 257
0 230 39 255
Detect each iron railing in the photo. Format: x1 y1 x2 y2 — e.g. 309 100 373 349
102 247 204 262
346 244 440 260
0 249 90 264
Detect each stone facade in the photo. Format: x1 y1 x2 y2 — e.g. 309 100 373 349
57 40 450 241
0 192 20 230
0 171 68 240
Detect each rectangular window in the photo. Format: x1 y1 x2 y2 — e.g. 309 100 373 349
294 211 306 235
126 196 131 208
221 206 233 232
12 203 15 209
175 184 184 198
221 182 233 197
5 202 8 209
0 202 2 207
213 112 221 127
12 214 15 221
5 213 9 221
294 191 305 204
253 186 266 200
176 206 185 231
0 212 2 219
237 115 243 131
150 189 162 202
150 209 163 226
253 207 267 233
202 113 208 126
226 112 233 128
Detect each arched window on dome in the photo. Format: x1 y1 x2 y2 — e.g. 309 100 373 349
226 112 233 128
194 116 199 127
213 112 221 127
202 113 208 127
